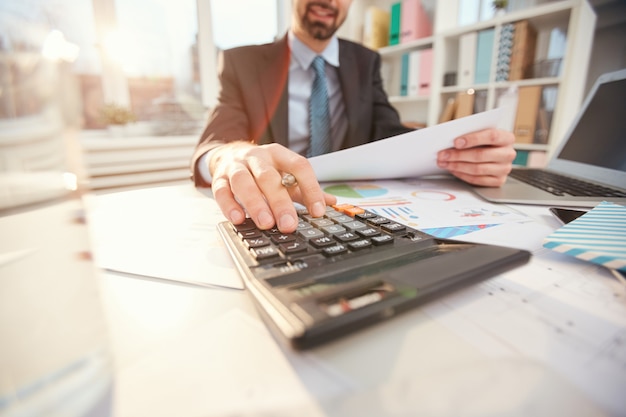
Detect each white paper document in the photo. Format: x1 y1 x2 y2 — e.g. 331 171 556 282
309 107 506 182
85 186 244 290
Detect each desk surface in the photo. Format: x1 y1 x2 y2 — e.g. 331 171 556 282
2 182 625 417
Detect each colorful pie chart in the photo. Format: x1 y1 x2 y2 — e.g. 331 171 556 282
324 183 388 199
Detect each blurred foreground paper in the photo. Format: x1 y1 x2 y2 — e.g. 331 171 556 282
309 107 507 182
85 186 244 290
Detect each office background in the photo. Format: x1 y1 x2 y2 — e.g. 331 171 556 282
1 2 626 416
0 0 624 196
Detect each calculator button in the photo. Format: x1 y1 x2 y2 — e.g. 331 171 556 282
348 239 372 251
252 246 280 260
233 218 258 232
297 220 313 230
324 209 342 218
322 224 346 234
310 235 336 248
322 244 348 257
239 229 263 239
355 211 377 221
271 234 297 244
357 227 380 237
332 215 354 223
371 235 394 245
331 203 355 213
381 222 406 234
342 220 367 230
342 206 365 217
368 216 390 226
245 236 271 248
279 240 308 254
311 218 335 228
298 228 325 240
335 231 359 242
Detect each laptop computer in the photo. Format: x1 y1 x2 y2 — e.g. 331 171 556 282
472 68 626 208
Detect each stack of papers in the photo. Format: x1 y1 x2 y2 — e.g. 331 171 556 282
543 201 626 271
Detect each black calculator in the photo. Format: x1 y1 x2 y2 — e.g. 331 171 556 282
218 203 530 349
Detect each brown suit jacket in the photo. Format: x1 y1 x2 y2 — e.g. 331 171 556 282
190 34 412 187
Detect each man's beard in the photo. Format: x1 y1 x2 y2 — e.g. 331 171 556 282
301 3 340 40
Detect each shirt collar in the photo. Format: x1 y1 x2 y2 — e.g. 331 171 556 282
288 30 339 70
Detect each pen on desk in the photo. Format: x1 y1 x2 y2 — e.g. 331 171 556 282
608 268 626 288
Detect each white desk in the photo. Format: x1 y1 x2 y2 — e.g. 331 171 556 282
2 183 625 417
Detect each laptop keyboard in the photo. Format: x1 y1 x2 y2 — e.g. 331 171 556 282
509 168 626 197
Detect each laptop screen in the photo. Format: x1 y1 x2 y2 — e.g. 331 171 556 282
556 77 626 172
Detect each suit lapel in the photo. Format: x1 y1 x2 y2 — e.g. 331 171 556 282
258 36 290 146
337 41 361 148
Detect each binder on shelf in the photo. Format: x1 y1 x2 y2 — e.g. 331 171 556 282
400 0 432 43
509 20 537 81
400 53 410 96
457 31 477 87
473 90 488 113
513 85 541 144
496 86 519 133
363 6 390 50
474 28 495 84
527 150 547 168
402 121 427 129
547 27 567 60
454 91 475 119
495 23 515 82
438 97 457 123
389 2 402 46
418 48 433 96
407 50 421 97
513 150 547 168
512 149 530 166
534 86 557 144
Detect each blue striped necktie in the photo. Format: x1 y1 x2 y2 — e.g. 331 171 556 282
307 56 331 157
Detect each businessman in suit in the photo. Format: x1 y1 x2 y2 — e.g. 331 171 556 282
191 0 516 233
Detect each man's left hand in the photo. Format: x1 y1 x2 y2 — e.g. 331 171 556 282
436 128 516 187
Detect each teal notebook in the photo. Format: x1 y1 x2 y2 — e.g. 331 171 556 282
543 201 626 271
474 28 495 84
400 53 409 96
389 2 401 46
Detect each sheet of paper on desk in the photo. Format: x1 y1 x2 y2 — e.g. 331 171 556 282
84 187 244 290
543 201 626 271
309 107 508 182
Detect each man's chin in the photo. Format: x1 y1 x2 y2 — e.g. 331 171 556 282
307 22 336 40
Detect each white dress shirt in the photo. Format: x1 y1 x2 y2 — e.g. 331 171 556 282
287 31 348 155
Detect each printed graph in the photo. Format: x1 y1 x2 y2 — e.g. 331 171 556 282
411 190 456 201
369 206 419 226
422 224 500 239
324 183 388 199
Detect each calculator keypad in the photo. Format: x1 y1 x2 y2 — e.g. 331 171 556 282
228 204 426 268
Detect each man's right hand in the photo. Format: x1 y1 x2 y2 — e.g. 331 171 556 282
208 141 337 233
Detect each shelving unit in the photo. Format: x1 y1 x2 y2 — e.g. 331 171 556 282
379 36 434 127
343 0 596 162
